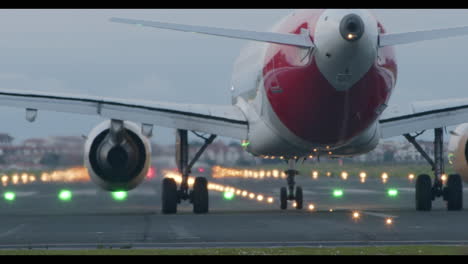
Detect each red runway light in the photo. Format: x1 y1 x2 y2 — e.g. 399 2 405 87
146 166 156 179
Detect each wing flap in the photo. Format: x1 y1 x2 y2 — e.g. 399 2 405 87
380 98 468 138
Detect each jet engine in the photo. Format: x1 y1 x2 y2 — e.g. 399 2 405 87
84 120 151 191
448 123 468 182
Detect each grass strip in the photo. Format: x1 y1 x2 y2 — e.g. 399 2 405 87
0 245 467 255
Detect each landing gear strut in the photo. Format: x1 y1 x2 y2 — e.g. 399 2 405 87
405 127 463 211
280 158 304 210
161 129 216 215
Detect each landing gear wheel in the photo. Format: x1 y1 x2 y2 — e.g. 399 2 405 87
280 187 287 210
446 174 463 211
295 186 303 210
162 178 178 214
416 174 432 211
192 177 209 214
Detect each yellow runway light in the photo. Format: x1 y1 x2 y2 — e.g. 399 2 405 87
441 174 447 183
162 170 277 207
360 172 366 179
12 174 19 185
312 171 319 180
352 211 361 220
21 173 28 184
382 172 388 179
386 218 393 225
341 172 348 180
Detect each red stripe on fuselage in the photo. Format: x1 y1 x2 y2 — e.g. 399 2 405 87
263 10 397 146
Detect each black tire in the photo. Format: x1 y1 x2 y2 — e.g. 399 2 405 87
416 174 432 211
295 186 303 210
446 174 463 211
162 178 178 214
280 187 287 210
192 177 209 214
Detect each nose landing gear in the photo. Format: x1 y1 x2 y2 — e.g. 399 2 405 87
280 159 304 210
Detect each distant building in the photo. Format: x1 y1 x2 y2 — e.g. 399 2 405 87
0 133 13 145
0 131 451 171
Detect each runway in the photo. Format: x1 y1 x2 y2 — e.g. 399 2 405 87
0 172 467 250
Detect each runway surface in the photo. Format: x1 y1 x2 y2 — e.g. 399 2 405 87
0 172 467 249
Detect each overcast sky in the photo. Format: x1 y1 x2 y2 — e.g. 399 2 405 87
0 9 467 144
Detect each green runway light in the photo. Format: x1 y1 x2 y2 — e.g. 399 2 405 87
333 189 344 198
387 189 399 197
4 192 15 201
112 191 128 201
223 191 235 200
58 190 72 201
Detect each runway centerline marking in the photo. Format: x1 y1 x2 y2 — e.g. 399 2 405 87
11 191 37 197
360 211 399 219
0 224 27 238
169 224 199 240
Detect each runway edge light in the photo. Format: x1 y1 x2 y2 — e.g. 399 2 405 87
4 191 15 201
112 191 128 201
387 189 399 197
223 191 235 200
333 189 344 198
58 189 72 201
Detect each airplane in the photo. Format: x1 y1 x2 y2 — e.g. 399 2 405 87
1 9 468 214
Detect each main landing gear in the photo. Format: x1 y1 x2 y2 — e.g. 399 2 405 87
280 158 304 210
162 129 216 215
405 127 463 211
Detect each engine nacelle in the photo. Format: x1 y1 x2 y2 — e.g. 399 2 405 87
84 120 151 191
448 123 468 182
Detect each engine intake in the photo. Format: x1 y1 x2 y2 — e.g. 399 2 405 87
85 120 151 191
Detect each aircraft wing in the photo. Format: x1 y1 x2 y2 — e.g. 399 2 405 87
0 89 249 140
379 98 468 138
